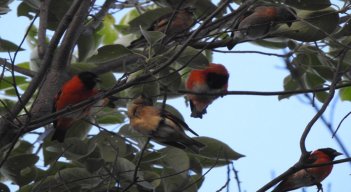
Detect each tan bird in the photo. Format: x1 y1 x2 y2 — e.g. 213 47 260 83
127 96 205 153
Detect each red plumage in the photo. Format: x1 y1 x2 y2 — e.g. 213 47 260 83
52 72 99 142
272 148 341 192
186 63 229 118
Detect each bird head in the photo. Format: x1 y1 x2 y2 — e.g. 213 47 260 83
132 95 153 106
78 71 100 90
317 148 342 160
276 7 297 27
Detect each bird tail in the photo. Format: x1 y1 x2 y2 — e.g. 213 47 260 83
51 128 66 143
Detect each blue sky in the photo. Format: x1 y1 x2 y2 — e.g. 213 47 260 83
1 1 351 192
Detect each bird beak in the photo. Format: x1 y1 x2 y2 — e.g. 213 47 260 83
334 151 342 156
95 77 101 83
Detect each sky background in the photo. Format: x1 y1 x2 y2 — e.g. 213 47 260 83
1 1 351 192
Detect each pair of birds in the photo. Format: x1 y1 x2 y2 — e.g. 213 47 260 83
130 5 296 49
51 69 341 192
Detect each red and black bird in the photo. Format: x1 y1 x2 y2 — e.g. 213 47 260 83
186 63 229 118
52 71 100 142
272 148 342 192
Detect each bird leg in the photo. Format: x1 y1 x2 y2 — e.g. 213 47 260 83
316 183 323 192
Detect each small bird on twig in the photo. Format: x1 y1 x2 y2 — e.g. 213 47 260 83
228 5 296 49
127 95 205 153
272 148 342 192
52 71 101 142
186 63 229 118
129 8 195 48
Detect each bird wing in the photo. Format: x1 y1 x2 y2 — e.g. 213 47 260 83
161 110 199 136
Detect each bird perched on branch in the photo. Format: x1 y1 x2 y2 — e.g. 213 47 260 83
186 63 229 118
228 5 296 49
52 71 100 142
129 8 195 48
272 148 342 192
127 95 205 153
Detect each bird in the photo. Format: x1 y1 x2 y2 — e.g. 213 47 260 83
272 148 342 192
127 95 205 153
186 63 229 118
152 8 195 35
51 71 100 142
129 8 195 48
228 5 296 49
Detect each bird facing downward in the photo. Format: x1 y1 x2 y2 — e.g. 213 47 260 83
127 96 205 153
186 63 229 118
272 148 342 192
52 71 100 142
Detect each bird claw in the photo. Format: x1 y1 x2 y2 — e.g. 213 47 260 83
316 183 323 192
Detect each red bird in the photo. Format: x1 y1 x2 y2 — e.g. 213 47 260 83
228 5 296 49
52 71 100 142
272 148 342 192
186 63 229 118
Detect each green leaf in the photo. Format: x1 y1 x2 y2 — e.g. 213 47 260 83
77 28 100 61
113 157 154 190
0 39 24 52
140 27 166 46
54 168 101 189
51 138 97 161
43 140 62 166
96 108 125 124
125 70 160 98
93 131 131 161
304 72 325 89
118 125 150 150
128 8 173 32
17 1 38 19
276 8 339 41
97 14 118 45
278 75 301 100
315 91 329 103
283 0 331 10
0 76 27 90
120 9 139 26
156 67 182 92
159 147 190 177
0 182 10 192
253 38 289 49
47 0 73 30
174 46 209 69
0 154 38 186
11 140 33 155
160 168 197 192
194 136 244 161
340 87 351 101
87 44 132 64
